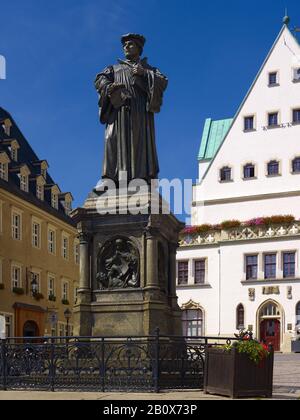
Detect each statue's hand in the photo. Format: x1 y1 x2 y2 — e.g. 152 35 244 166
108 83 125 96
132 64 146 77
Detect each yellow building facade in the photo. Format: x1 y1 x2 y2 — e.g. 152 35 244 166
0 108 79 338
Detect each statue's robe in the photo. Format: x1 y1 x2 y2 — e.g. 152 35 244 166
95 59 168 182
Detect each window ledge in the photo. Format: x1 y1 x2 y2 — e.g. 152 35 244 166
243 129 256 133
177 284 212 289
292 79 300 84
266 174 281 178
219 179 234 184
268 83 280 88
242 177 257 181
241 278 300 285
267 124 280 130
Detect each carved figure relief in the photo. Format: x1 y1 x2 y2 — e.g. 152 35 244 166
96 238 140 290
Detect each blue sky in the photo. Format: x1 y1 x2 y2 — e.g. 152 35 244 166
0 0 299 214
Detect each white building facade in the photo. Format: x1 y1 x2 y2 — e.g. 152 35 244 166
176 22 300 352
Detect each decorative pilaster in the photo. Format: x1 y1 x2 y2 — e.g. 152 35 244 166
169 242 178 302
145 229 159 289
77 232 91 305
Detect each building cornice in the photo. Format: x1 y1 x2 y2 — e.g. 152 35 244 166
180 222 300 248
192 189 300 208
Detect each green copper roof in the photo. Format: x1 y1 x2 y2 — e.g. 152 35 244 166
198 118 233 161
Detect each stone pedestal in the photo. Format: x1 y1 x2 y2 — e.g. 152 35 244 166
72 189 184 337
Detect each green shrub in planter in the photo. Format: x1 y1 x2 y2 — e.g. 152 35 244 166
48 294 57 302
62 299 70 305
33 292 44 301
13 287 25 295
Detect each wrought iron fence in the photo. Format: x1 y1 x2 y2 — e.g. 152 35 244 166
0 330 238 393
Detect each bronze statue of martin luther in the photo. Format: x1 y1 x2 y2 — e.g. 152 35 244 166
94 34 168 189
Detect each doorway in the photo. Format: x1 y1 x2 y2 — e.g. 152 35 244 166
258 301 282 352
260 319 281 351
23 321 39 338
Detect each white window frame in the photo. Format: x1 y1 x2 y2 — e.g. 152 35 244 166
0 312 14 338
11 209 22 241
0 162 8 181
48 274 56 298
62 235 69 260
48 227 56 255
74 242 80 265
32 219 41 249
11 264 22 290
62 281 69 301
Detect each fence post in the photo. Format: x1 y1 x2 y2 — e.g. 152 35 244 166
154 328 160 393
0 339 7 391
101 338 105 393
50 338 55 392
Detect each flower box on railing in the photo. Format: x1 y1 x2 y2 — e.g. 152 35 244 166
12 287 25 295
48 294 57 302
204 347 274 399
62 299 70 305
33 292 44 301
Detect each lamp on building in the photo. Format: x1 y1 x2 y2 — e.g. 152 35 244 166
31 276 38 296
64 308 72 338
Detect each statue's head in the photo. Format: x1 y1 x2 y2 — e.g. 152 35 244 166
121 34 146 59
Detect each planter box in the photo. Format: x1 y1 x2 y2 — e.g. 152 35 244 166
204 347 274 399
291 341 300 353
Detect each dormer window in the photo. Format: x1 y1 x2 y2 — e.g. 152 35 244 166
64 200 72 215
0 162 8 181
20 174 29 192
41 168 47 179
59 193 73 216
1 118 12 136
52 193 58 210
0 152 10 181
37 184 44 201
11 148 18 162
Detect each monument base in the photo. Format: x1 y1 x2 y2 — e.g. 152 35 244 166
72 190 184 337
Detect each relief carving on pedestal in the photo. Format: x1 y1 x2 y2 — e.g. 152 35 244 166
96 238 140 290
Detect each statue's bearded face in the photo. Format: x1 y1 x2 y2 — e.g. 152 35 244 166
123 40 141 59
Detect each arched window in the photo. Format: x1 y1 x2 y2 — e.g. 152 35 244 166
182 309 203 337
296 302 300 326
260 303 280 318
236 304 245 330
220 167 232 182
292 157 300 174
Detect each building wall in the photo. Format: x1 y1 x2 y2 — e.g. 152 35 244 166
177 230 300 351
0 187 79 337
192 26 300 225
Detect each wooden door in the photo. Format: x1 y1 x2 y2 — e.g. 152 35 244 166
260 319 280 351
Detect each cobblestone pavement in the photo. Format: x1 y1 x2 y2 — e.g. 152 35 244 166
0 354 299 400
